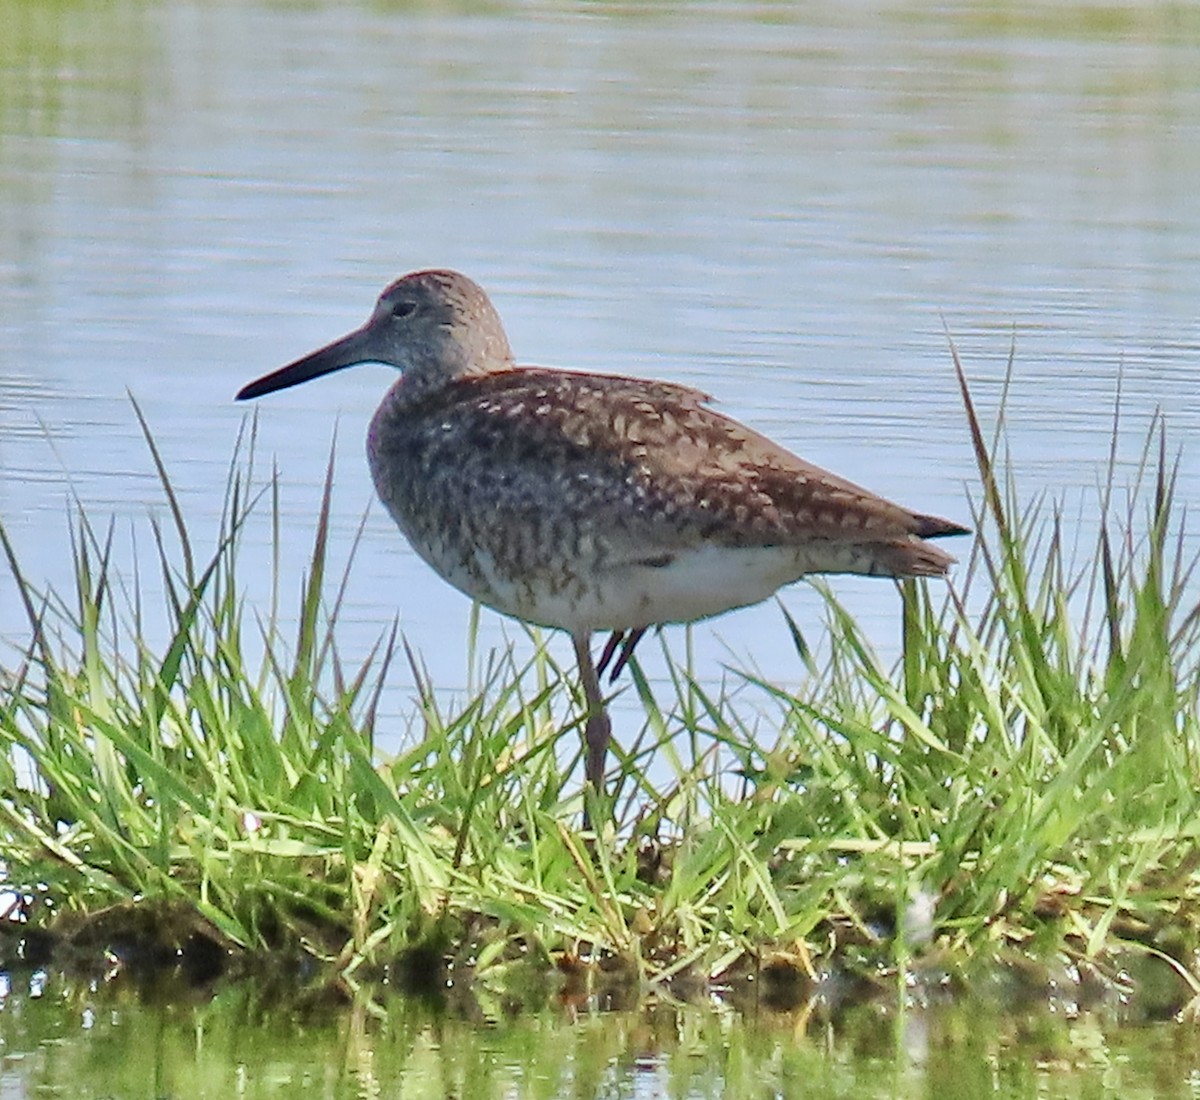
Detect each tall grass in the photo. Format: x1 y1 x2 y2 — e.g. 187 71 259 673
2 369 1199 999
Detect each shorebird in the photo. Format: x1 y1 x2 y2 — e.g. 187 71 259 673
237 270 969 798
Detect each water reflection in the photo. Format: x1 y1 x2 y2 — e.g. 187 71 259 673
0 971 1198 1099
2 0 1199 732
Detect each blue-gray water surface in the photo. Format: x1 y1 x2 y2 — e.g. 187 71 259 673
4 1 1199 723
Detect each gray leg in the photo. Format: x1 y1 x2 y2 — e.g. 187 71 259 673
572 631 610 794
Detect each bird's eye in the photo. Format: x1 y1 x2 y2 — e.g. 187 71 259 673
390 300 417 319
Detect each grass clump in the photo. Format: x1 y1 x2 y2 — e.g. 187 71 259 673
2 367 1199 1012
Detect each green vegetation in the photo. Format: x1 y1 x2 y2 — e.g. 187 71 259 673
2 357 1199 1011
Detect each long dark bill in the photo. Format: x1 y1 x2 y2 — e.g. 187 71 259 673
235 324 378 401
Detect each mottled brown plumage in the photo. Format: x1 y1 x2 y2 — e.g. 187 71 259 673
237 269 969 800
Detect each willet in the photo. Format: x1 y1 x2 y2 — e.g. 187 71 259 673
237 269 969 798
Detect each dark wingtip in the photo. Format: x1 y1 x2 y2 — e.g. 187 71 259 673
914 514 973 540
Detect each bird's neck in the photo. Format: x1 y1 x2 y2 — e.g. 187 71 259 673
388 354 517 410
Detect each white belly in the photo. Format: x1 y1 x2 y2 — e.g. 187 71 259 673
434 542 811 634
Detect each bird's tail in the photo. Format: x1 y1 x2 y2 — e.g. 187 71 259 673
870 536 961 578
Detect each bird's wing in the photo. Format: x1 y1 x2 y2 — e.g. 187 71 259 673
639 399 961 546
404 368 959 552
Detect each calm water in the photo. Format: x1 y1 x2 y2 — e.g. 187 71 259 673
2 972 1199 1100
3 2 1200 1089
4 0 1198 710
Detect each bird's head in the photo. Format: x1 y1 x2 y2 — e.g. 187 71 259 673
236 269 514 402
